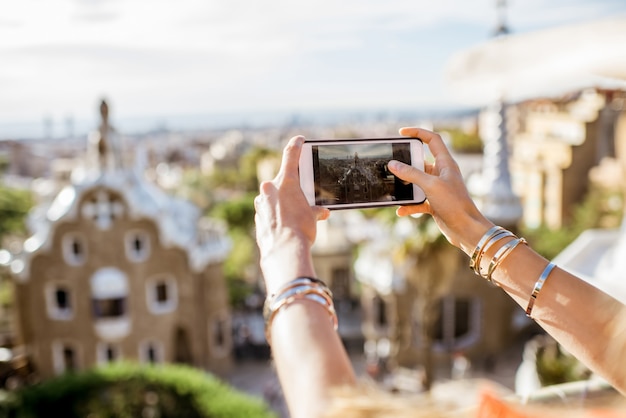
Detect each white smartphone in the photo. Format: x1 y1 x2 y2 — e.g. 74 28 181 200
299 137 426 210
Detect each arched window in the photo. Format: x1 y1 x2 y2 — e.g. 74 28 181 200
146 275 178 314
427 296 482 352
62 233 87 266
45 283 74 320
125 230 151 263
97 342 122 365
90 268 130 339
373 295 388 328
52 340 82 375
139 340 164 364
209 312 230 358
331 267 351 301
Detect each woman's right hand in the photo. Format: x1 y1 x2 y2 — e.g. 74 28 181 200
387 127 494 255
254 135 330 295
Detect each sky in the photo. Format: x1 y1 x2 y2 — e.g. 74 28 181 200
1 0 626 136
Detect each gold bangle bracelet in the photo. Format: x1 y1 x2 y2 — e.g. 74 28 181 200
475 230 517 277
264 287 337 344
263 277 332 321
486 237 527 283
526 262 557 318
469 226 504 272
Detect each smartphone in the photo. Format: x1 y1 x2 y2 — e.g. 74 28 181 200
299 137 426 210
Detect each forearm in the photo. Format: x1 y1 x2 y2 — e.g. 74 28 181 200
495 244 626 393
391 127 626 394
469 224 626 394
261 244 356 418
270 300 356 418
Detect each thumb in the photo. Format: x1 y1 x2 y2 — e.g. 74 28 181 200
388 160 428 188
312 206 331 221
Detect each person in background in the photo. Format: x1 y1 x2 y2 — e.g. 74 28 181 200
254 127 626 418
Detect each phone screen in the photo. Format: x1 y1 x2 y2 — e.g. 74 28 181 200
311 142 415 206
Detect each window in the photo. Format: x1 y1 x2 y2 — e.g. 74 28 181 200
209 312 230 358
81 189 125 230
373 296 388 328
139 340 164 364
52 341 81 375
97 342 121 365
90 268 131 339
46 283 73 320
426 296 481 352
93 298 126 318
156 283 168 303
62 233 87 266
214 320 226 347
331 267 351 301
146 275 177 314
125 230 151 263
147 345 158 363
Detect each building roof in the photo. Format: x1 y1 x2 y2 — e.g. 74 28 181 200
445 16 626 106
554 226 626 305
12 129 230 280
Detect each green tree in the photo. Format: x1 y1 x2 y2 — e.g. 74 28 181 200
177 146 279 306
393 215 459 390
205 146 278 194
522 187 623 260
438 127 483 154
0 156 8 176
0 183 33 243
534 336 591 386
209 193 258 307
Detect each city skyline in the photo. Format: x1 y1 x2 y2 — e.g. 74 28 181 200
1 0 626 138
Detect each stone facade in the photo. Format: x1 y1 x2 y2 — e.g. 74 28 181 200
8 102 233 380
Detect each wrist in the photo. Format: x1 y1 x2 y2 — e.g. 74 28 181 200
260 240 317 295
456 215 496 257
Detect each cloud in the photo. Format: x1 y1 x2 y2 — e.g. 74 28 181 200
0 0 625 122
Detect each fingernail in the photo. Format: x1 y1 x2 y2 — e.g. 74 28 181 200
388 160 401 170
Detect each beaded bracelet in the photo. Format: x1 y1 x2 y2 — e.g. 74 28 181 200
526 262 557 318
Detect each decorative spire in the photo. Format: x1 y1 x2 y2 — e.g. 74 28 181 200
468 0 521 227
472 101 522 227
96 100 110 170
493 0 510 37
89 98 123 173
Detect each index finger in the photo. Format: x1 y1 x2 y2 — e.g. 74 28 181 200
399 127 454 162
277 135 305 180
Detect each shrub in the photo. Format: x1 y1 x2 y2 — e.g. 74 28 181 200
0 362 276 418
440 128 483 154
535 338 591 386
522 187 623 260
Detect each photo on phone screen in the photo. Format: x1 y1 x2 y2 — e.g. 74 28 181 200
299 138 425 209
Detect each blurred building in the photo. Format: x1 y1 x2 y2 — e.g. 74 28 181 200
447 15 626 398
510 89 625 229
312 213 361 345
355 214 522 388
554 99 626 303
446 15 626 230
5 101 233 380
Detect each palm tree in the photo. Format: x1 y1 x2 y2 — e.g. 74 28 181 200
392 215 460 390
